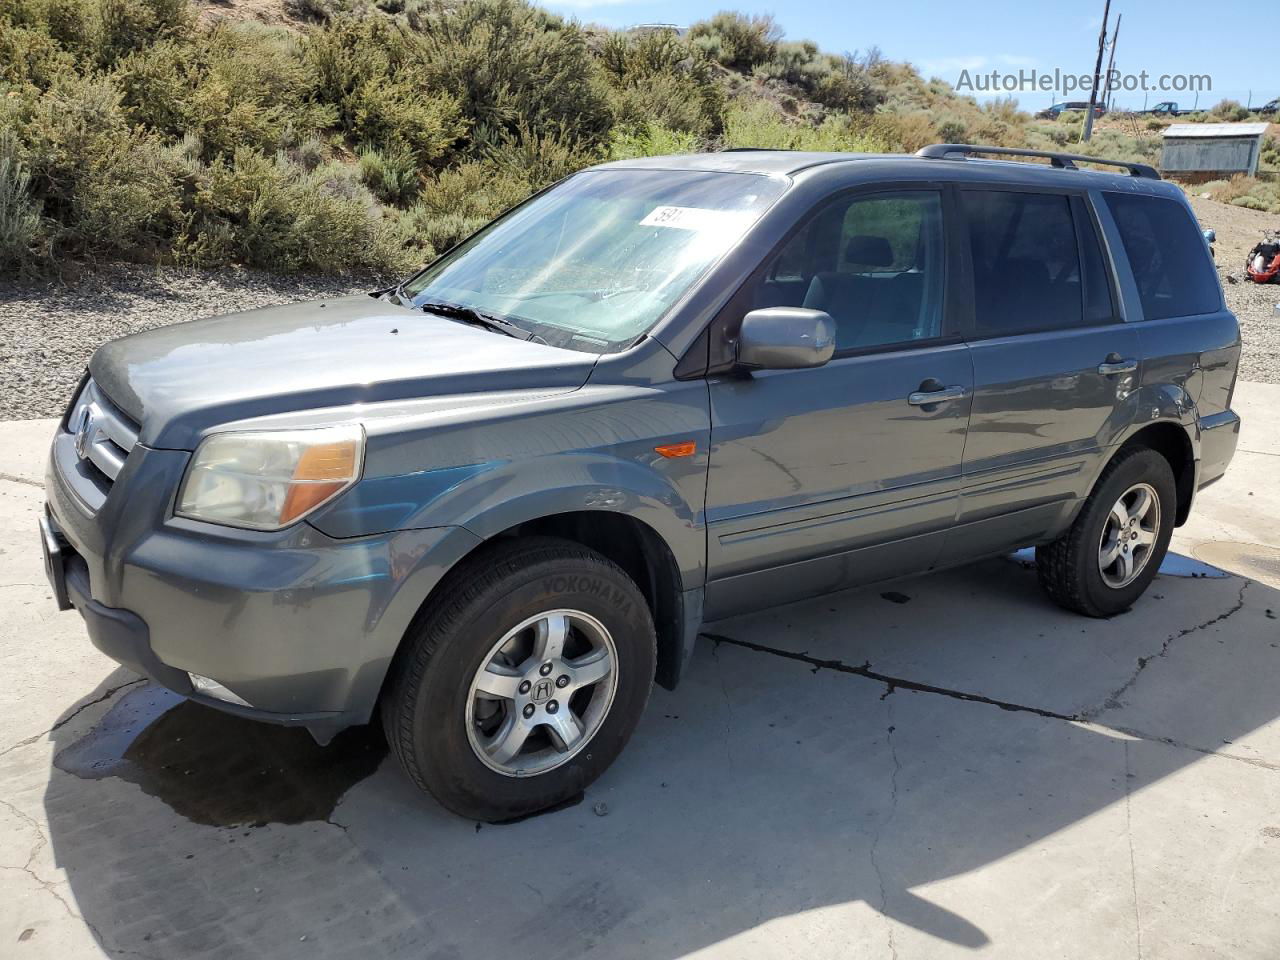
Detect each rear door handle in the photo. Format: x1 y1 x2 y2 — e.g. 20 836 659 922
1097 357 1138 376
907 385 968 406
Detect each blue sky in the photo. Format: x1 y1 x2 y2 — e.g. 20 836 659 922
542 0 1275 110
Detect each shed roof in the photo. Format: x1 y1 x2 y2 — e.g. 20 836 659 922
1163 122 1270 139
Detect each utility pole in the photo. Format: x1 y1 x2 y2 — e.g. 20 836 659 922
1103 13 1121 111
1082 0 1111 141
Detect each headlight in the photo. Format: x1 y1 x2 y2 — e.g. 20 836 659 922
176 425 364 531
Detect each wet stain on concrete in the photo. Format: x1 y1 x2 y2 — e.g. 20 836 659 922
55 684 386 827
1192 541 1280 589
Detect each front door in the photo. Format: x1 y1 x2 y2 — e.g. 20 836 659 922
702 188 973 619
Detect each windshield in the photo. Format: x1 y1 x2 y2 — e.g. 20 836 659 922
400 169 785 353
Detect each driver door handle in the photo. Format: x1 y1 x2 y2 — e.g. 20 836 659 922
908 385 968 406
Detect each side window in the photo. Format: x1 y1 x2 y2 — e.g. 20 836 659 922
1103 193 1221 320
962 190 1092 335
746 191 945 351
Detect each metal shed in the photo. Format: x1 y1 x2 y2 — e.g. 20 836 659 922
1160 122 1270 177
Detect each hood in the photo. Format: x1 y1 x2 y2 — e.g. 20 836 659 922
89 295 598 449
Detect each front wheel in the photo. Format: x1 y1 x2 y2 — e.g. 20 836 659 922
1036 447 1176 617
381 537 656 822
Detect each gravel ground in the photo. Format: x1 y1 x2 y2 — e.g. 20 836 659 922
1187 194 1280 386
0 264 387 420
1 200 1278 420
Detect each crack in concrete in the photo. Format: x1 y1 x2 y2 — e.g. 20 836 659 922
1082 581 1250 721
0 471 42 488
703 633 1078 722
868 700 900 960
1122 741 1145 960
703 582 1280 777
0 795 84 930
0 678 143 760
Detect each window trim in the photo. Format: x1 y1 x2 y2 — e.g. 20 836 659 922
955 183 1124 341
1071 194 1122 325
692 181 959 376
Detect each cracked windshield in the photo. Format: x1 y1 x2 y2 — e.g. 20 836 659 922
402 169 784 351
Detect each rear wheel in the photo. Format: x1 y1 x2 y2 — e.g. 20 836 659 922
1036 447 1176 617
381 537 655 822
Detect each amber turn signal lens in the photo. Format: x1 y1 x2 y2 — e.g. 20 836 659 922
279 440 360 524
654 441 697 459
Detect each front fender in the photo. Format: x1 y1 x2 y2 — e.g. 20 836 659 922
311 450 707 588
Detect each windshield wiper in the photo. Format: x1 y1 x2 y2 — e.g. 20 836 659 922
418 300 534 341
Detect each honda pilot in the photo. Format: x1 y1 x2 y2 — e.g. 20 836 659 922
42 144 1241 821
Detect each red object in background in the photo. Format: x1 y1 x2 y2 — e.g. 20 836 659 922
1246 239 1280 284
1246 252 1280 284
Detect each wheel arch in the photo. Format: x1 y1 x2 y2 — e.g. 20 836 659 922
376 509 697 721
1105 420 1196 525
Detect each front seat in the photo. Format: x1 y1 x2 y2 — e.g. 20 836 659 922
804 235 915 349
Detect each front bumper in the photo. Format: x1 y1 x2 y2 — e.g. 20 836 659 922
44 442 481 742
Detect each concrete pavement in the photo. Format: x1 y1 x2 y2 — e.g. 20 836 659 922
2 385 1279 958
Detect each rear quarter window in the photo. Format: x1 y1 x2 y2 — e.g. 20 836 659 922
1103 193 1221 319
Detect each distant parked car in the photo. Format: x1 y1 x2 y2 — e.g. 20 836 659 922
1142 101 1185 116
1037 101 1106 120
1258 98 1280 116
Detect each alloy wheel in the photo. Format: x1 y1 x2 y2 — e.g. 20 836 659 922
464 609 618 777
1098 481 1161 589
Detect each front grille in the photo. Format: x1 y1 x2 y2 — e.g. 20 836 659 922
57 377 140 510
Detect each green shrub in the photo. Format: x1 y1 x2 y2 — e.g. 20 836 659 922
599 30 722 136
0 16 75 88
721 101 888 152
408 0 610 152
813 54 884 112
688 12 780 71
0 131 44 270
178 148 412 272
358 143 419 205
484 125 598 191
1260 136 1279 171
1210 99 1249 122
96 0 190 65
398 158 534 253
306 14 463 163
608 123 699 160
71 134 190 257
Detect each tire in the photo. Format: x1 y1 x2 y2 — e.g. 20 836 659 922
380 536 656 822
1036 446 1176 617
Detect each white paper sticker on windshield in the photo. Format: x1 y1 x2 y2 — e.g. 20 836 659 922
640 206 750 231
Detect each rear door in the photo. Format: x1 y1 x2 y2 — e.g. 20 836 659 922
940 186 1139 564
702 186 974 619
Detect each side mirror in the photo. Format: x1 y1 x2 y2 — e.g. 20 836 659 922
736 307 836 371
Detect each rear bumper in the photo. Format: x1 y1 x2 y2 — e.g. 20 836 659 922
1197 410 1241 490
44 442 482 742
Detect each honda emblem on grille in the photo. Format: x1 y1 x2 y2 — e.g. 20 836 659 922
73 407 95 460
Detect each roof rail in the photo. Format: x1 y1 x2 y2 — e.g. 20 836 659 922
915 143 1161 180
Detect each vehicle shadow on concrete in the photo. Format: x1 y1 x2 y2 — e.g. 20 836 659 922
37 552 1280 958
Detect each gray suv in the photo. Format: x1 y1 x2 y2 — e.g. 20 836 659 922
41 144 1241 821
